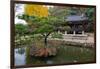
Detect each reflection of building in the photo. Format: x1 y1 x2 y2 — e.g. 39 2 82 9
65 14 88 35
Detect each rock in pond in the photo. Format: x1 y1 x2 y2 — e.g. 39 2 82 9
30 46 57 57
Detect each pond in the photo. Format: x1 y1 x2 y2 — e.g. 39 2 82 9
15 47 26 66
15 45 95 66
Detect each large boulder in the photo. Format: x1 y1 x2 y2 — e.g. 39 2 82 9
30 47 57 57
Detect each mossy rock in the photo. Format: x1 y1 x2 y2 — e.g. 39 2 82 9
30 47 57 57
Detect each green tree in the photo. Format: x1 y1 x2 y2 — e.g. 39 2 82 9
49 6 69 20
18 14 64 47
85 8 95 21
15 23 29 45
85 8 95 32
15 23 29 36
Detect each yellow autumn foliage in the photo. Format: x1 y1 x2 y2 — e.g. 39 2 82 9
24 4 48 17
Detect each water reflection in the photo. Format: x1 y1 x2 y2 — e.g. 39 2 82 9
17 48 25 55
14 46 94 66
46 60 53 64
15 47 26 66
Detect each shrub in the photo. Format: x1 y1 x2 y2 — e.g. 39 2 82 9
51 32 63 39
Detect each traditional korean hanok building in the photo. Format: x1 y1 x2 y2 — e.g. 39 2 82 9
65 14 88 35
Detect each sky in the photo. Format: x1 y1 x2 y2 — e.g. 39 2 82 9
15 4 27 24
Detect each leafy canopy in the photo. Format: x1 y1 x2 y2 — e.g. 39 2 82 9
24 4 48 17
18 4 68 36
15 23 29 35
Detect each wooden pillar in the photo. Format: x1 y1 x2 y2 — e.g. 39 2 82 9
73 31 76 35
82 22 85 34
73 24 76 35
58 30 60 34
65 31 67 35
82 31 84 35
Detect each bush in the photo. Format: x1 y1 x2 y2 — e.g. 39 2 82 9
33 34 43 40
51 32 63 39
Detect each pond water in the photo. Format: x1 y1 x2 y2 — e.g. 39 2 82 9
15 47 26 66
15 45 95 66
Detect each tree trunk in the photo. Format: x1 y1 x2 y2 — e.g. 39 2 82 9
44 37 47 47
43 32 51 48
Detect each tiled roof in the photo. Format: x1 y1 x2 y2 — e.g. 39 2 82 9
66 15 88 22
